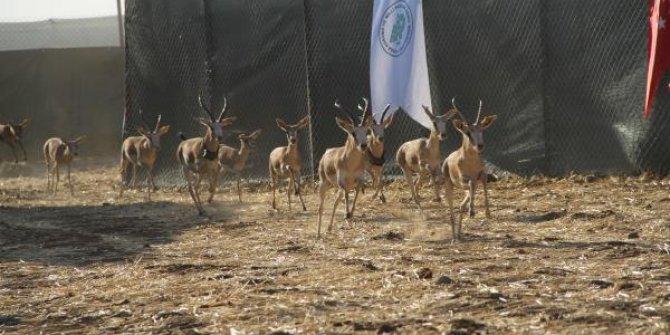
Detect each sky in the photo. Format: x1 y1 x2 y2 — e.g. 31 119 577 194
0 0 124 22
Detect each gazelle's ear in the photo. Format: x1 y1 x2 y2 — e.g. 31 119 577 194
382 113 394 129
19 119 30 128
158 125 171 135
195 117 211 128
421 105 435 120
220 116 236 127
297 116 310 129
137 126 148 135
73 136 86 144
275 118 288 131
250 129 263 139
444 108 459 119
479 115 497 129
335 116 354 133
452 119 467 133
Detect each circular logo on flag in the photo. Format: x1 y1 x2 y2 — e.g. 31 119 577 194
379 1 414 57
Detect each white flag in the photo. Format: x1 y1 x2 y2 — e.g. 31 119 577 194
370 0 432 128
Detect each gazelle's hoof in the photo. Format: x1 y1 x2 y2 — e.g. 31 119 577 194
469 211 475 218
302 206 307 211
380 195 386 203
432 197 441 203
345 212 353 219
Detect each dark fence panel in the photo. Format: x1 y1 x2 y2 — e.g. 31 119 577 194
125 0 659 183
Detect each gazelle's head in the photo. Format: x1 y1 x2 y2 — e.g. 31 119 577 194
198 96 236 143
452 99 497 153
10 119 29 141
357 98 394 143
276 116 309 145
422 106 457 141
238 129 263 149
138 112 170 149
334 99 370 151
65 136 86 156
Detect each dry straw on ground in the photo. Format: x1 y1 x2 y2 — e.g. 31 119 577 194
1 162 670 334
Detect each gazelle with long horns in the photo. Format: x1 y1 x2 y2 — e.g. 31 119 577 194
269 116 310 211
119 111 171 199
219 129 262 202
0 119 29 163
357 98 394 203
396 105 458 215
442 99 497 240
316 99 371 238
44 136 86 195
177 96 236 215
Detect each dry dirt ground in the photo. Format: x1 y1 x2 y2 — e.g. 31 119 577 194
1 161 670 334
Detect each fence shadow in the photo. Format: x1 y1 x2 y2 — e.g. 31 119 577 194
0 201 234 266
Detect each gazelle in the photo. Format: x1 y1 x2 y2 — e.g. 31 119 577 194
316 100 370 238
269 116 310 211
119 112 170 198
357 98 394 203
177 96 236 215
396 105 458 215
442 100 497 240
0 119 30 162
219 129 262 202
44 136 86 195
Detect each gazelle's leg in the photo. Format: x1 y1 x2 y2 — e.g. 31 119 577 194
146 166 156 201
46 162 51 192
237 176 242 202
316 181 330 239
294 170 307 211
183 166 204 215
68 164 74 196
119 157 129 197
130 164 139 189
403 168 423 214
350 176 365 220
481 173 491 218
270 169 278 209
207 169 219 203
55 164 60 193
328 189 344 233
8 143 18 163
286 170 294 211
445 179 456 240
468 179 477 218
18 141 27 161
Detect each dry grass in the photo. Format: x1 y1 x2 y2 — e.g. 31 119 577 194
1 161 670 334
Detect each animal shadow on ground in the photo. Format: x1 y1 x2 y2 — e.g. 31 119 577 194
0 201 234 266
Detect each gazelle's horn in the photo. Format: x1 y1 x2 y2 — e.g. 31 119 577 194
380 104 392 124
138 109 152 130
217 97 228 122
154 114 162 132
451 96 468 123
198 95 215 121
358 97 370 126
334 99 356 124
475 99 483 124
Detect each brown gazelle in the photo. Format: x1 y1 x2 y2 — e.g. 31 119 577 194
119 112 170 199
396 105 458 215
316 100 371 238
177 96 236 215
442 100 496 240
0 119 30 162
219 129 262 202
357 98 394 203
269 116 310 211
44 136 86 195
